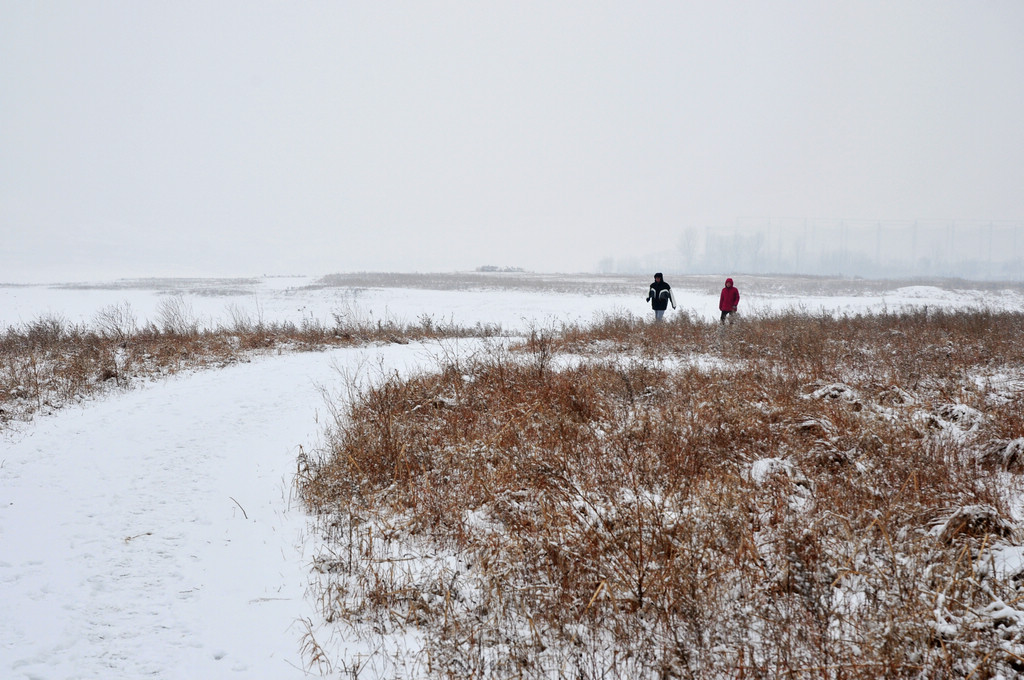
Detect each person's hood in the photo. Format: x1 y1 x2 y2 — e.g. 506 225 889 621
654 272 663 279
725 278 733 286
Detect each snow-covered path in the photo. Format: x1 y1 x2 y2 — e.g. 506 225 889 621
0 343 433 680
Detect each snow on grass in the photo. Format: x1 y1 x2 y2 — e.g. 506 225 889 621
2 273 1023 678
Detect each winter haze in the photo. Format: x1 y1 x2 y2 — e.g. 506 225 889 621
2 1 1023 283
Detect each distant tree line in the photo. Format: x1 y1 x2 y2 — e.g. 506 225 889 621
599 219 1024 280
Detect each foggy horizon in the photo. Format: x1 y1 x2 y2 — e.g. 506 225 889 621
3 2 1023 284
607 217 1024 281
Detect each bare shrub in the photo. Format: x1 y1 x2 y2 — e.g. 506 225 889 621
93 302 137 343
156 294 200 335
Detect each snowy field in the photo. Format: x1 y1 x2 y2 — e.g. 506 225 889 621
3 273 1023 335
2 272 1023 679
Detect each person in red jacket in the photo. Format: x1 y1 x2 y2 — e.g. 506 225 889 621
719 277 740 324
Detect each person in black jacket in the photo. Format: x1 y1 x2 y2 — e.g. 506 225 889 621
646 272 676 321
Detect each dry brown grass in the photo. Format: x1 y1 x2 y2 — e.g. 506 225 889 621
308 271 1024 299
299 308 1024 678
0 305 500 430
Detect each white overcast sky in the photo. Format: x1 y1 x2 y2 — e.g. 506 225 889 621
2 1 1022 282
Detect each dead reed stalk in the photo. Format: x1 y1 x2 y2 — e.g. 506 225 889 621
300 308 1024 678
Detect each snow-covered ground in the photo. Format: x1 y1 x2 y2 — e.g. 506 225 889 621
1 340 449 679
2 273 1022 679
3 274 1022 334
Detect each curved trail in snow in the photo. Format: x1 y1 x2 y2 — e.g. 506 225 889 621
0 343 438 680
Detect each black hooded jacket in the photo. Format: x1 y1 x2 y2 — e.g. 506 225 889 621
647 277 675 311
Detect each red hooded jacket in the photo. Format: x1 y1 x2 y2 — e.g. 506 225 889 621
719 278 740 312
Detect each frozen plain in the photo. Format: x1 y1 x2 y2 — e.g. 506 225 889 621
2 273 1023 679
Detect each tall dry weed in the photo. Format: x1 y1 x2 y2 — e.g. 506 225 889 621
300 308 1024 678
